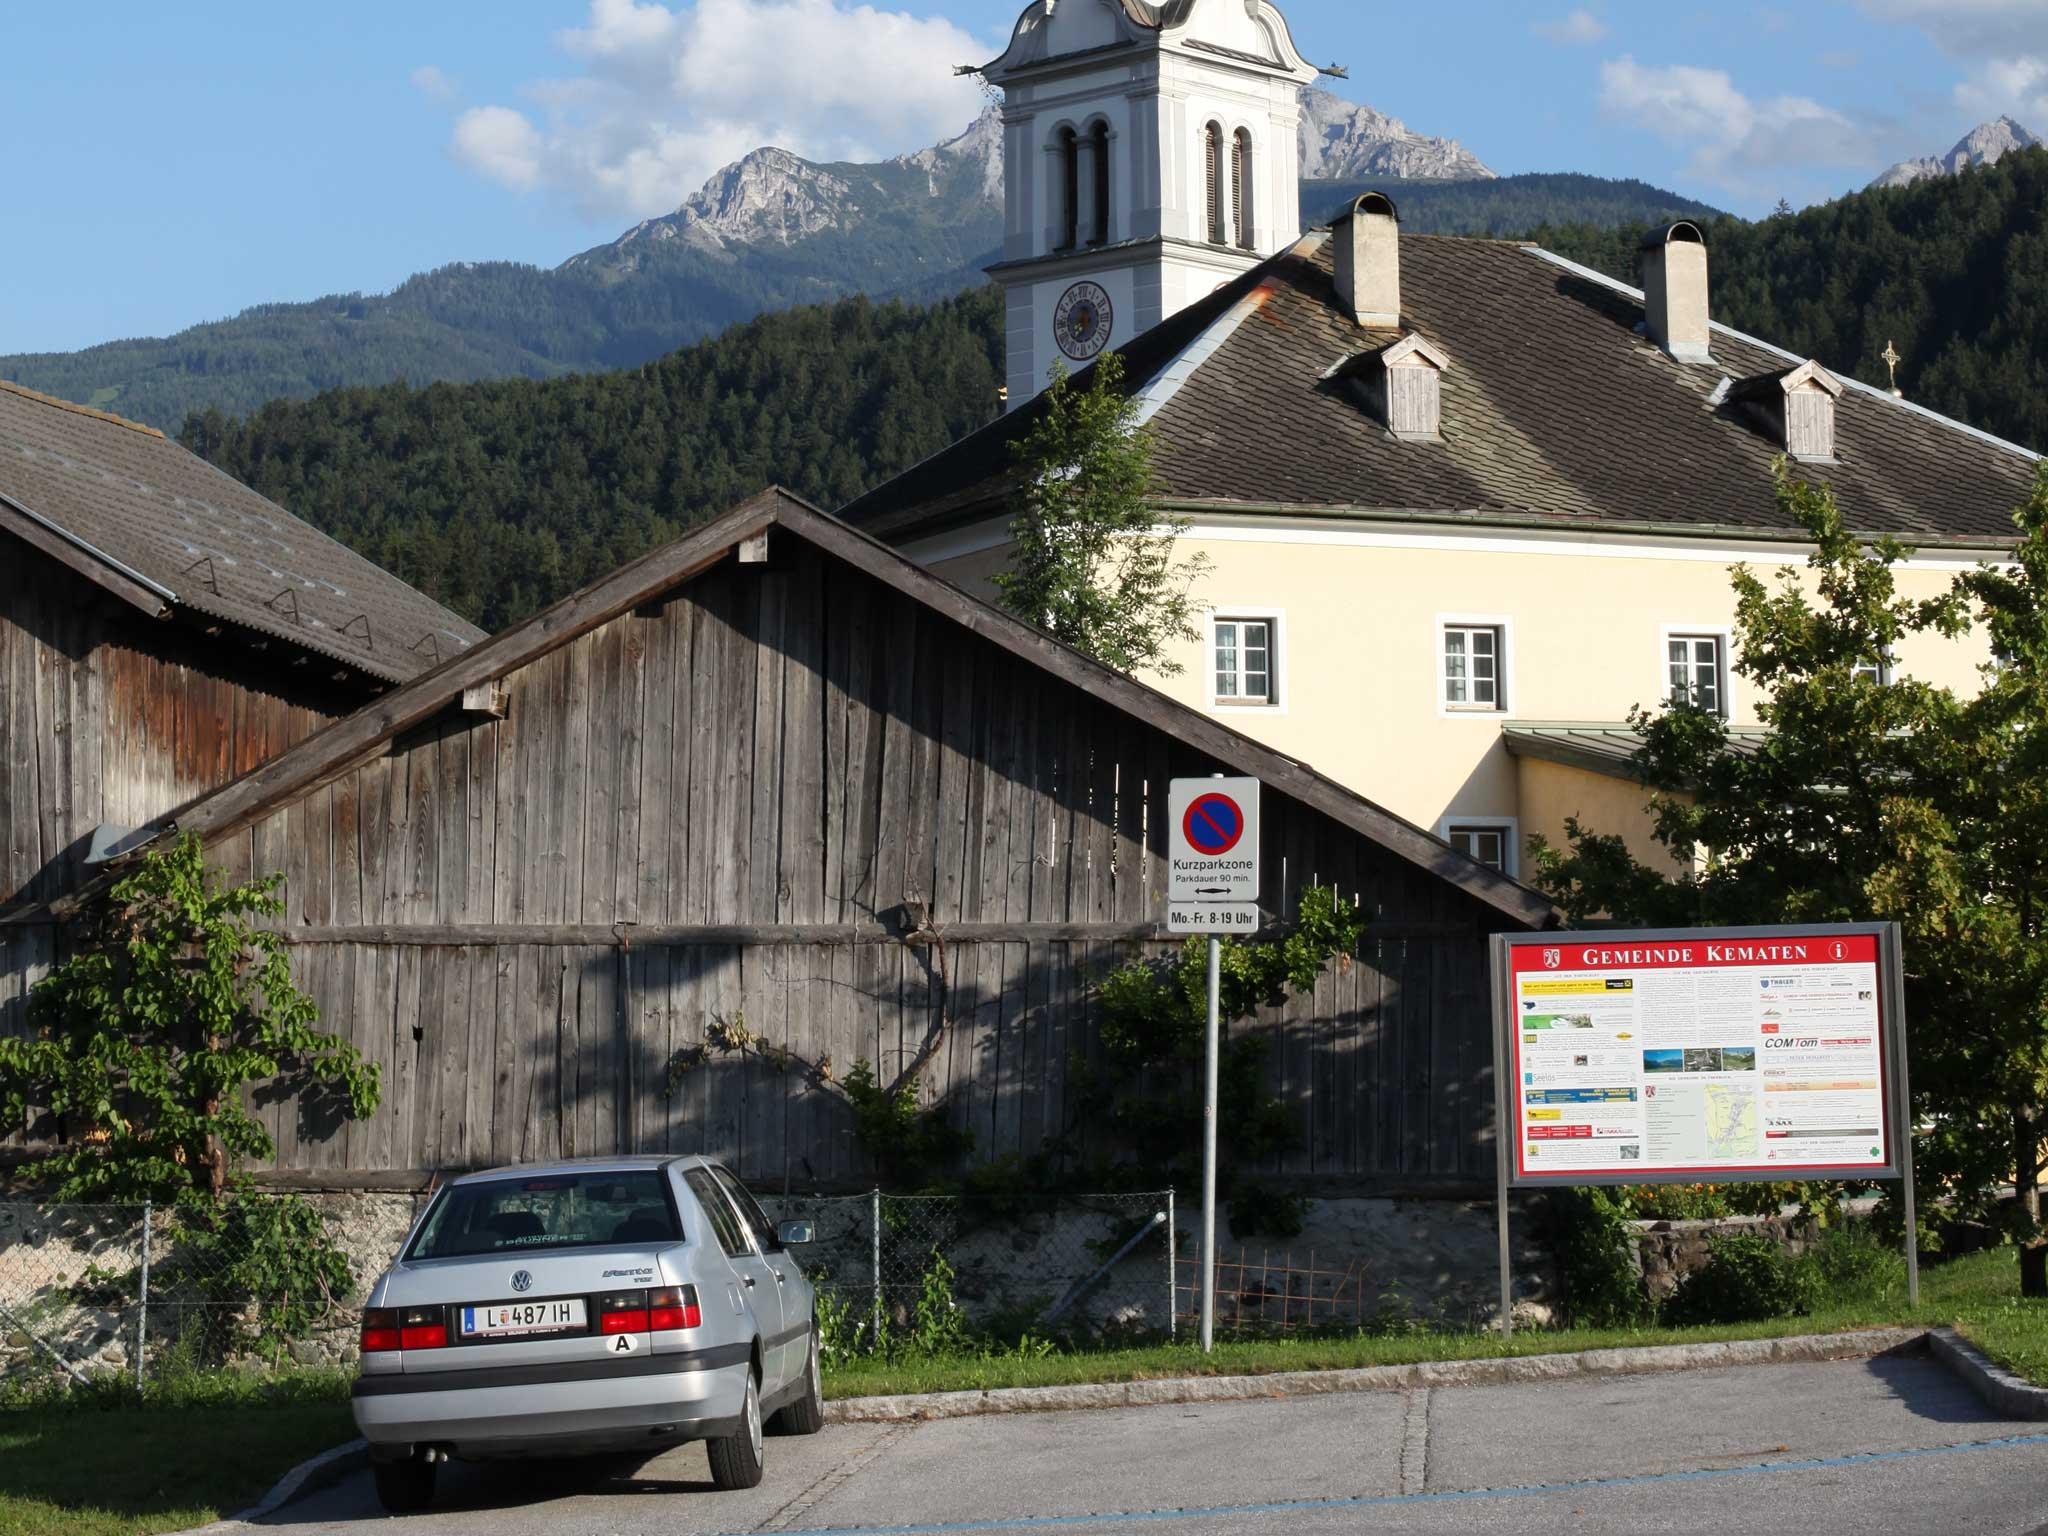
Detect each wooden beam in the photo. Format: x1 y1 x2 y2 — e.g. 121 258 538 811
0 498 172 619
276 919 1478 947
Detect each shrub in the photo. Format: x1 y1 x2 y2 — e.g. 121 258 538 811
1550 1188 1652 1327
1798 1222 1905 1308
1663 1231 1820 1325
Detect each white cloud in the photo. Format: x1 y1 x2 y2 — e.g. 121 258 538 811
1856 0 2048 59
452 106 544 192
1955 55 2048 124
410 65 457 102
1857 0 2048 130
1534 9 1606 45
445 0 999 221
1599 55 1875 195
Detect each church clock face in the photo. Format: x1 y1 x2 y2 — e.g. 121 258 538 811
1053 281 1113 362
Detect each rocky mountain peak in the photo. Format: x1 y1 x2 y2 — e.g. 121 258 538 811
1297 86 1496 182
896 102 1005 202
1870 115 2040 189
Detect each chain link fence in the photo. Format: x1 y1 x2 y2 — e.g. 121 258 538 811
0 1196 423 1390
761 1191 1178 1348
0 1189 1180 1388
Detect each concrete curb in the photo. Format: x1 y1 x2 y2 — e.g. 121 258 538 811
823 1326 1927 1423
1928 1327 2048 1420
164 1437 369 1535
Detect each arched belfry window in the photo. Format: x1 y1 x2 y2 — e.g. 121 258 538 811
1232 129 1254 251
1090 121 1111 245
1058 127 1079 251
1204 122 1226 245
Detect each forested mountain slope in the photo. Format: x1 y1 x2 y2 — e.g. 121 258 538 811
9 161 1717 432
186 154 2044 634
183 288 1005 628
1534 147 2048 458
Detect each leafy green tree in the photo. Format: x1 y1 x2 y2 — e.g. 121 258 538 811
993 354 1210 675
1529 465 2048 1291
0 834 380 1203
1075 885 1364 1231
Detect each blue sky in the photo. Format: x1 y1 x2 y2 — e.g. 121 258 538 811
4 0 2045 355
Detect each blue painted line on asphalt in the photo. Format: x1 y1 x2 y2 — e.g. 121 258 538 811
731 1430 2048 1536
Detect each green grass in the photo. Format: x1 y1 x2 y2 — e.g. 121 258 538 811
0 1252 2035 1535
0 1369 354 1536
821 1247 2045 1399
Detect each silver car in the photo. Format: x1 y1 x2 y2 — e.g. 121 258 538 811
351 1155 821 1512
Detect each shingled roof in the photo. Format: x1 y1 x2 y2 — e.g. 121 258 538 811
841 231 2042 547
0 380 483 684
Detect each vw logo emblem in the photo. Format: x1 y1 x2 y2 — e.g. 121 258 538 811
510 1269 533 1293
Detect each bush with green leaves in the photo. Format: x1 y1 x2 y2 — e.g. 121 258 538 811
0 834 380 1203
1663 1231 1823 1326
1548 1187 1654 1328
1073 885 1364 1208
0 835 381 1360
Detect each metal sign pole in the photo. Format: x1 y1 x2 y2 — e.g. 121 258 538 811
1200 933 1220 1353
1885 923 1921 1308
1490 936 1514 1337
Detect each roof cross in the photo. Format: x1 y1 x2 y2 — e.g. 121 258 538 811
1882 339 1904 398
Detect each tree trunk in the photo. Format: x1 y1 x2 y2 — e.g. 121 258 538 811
2021 1115 2045 1299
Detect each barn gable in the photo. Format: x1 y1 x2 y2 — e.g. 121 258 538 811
28 490 1556 1190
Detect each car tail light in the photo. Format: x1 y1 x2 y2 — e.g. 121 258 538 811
598 1292 650 1334
360 1308 400 1353
598 1285 701 1334
399 1307 447 1349
647 1286 700 1331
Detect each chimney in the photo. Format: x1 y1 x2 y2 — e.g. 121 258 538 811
1331 191 1401 327
1641 221 1711 363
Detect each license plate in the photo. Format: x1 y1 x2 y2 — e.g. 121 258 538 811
460 1299 586 1338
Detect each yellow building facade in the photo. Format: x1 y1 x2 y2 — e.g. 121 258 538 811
911 516 2006 876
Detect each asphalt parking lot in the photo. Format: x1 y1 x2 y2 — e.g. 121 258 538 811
251 1352 2048 1536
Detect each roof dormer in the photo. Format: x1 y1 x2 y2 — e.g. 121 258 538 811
1331 331 1451 441
1729 359 1843 462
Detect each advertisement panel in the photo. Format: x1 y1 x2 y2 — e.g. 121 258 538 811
1491 925 1907 1188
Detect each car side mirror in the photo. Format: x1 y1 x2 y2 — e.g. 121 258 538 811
776 1220 814 1246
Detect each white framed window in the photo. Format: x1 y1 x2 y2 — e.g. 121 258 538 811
1665 631 1728 716
1438 615 1513 717
1439 817 1518 876
1850 651 1891 686
1210 610 1285 710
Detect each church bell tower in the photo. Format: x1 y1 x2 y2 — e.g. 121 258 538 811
983 0 1319 409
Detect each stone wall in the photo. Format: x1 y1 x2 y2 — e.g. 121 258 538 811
1631 1211 1822 1302
2 1189 1560 1379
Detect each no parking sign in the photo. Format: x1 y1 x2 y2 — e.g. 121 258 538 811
1167 777 1260 932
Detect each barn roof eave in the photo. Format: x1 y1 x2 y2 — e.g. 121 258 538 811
76 486 1556 931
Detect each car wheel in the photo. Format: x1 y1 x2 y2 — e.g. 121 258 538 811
706 1369 766 1490
372 1456 437 1514
772 1326 826 1436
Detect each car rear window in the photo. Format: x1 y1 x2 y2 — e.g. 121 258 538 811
406 1170 682 1260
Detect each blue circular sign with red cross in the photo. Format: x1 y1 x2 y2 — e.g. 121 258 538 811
1181 792 1246 856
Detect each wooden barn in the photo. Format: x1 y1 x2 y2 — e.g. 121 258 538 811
18 489 1557 1192
0 380 482 1030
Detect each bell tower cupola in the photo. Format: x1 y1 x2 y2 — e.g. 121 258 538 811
983 0 1319 409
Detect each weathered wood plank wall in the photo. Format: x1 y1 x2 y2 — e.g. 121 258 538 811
0 547 337 910
132 534 1515 1189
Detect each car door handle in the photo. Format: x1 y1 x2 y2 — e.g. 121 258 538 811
773 1270 786 1284
742 1274 755 1288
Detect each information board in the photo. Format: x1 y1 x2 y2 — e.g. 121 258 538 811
1491 925 1906 1187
